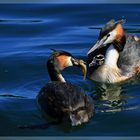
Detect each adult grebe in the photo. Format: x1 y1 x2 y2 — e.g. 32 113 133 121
87 19 140 84
37 49 94 126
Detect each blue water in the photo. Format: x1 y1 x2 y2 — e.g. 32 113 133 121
0 4 140 136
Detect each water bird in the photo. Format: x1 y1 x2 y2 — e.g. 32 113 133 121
37 49 94 126
87 19 140 84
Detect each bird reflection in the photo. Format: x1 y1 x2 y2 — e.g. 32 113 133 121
92 82 129 113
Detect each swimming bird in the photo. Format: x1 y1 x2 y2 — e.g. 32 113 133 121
87 19 140 84
37 49 94 126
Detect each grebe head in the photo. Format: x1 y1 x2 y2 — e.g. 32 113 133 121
87 19 126 55
47 49 87 81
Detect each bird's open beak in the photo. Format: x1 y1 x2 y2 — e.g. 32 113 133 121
87 36 107 55
72 58 87 80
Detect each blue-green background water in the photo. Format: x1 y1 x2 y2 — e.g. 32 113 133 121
0 4 140 136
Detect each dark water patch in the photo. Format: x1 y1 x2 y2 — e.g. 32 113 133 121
0 19 44 24
125 28 140 33
0 23 65 38
89 26 140 33
0 94 26 99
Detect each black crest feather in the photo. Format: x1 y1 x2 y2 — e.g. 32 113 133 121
99 19 126 39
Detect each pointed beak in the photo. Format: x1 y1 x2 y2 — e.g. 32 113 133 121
87 37 107 55
72 58 87 80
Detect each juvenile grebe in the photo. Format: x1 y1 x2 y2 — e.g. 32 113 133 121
87 19 140 83
37 50 94 126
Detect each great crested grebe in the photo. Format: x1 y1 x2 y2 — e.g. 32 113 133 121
37 49 94 126
87 19 140 84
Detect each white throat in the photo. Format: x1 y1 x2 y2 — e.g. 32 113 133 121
58 74 66 82
105 45 119 67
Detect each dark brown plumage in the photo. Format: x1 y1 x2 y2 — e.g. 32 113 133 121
118 35 140 77
37 82 94 126
37 50 94 126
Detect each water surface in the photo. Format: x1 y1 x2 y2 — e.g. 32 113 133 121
0 4 140 136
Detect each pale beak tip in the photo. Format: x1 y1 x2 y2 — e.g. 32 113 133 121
87 51 90 56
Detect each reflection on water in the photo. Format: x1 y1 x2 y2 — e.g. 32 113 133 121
93 79 140 113
94 83 127 112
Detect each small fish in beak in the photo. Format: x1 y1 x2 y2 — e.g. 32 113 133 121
78 60 87 80
71 58 87 80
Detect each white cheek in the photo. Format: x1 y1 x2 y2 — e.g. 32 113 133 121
103 30 117 45
67 57 73 66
